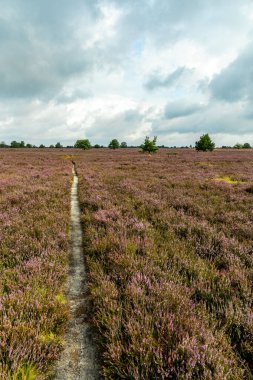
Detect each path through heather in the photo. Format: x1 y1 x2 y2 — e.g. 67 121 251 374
53 165 100 379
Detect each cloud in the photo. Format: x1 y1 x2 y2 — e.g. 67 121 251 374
0 0 98 99
55 89 92 104
151 100 253 137
1 0 253 145
145 67 188 90
209 43 253 102
164 100 204 119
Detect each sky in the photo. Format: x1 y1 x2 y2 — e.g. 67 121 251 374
0 0 253 147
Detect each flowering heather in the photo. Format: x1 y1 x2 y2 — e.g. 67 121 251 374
76 148 253 379
0 149 73 379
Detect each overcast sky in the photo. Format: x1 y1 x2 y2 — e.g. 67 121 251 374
0 0 253 146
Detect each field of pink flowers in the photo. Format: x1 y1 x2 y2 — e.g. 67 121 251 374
76 148 253 379
0 149 72 379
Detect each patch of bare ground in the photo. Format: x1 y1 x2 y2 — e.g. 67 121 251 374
52 167 101 380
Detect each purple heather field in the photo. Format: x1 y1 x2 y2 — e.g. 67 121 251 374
0 148 253 379
0 149 71 379
76 148 253 379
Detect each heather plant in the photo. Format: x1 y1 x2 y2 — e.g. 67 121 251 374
0 149 72 378
76 148 253 379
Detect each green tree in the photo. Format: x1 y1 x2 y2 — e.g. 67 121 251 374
74 139 92 150
10 141 21 148
55 142 63 148
140 136 159 153
120 141 127 148
49 144 54 148
39 144 45 148
108 139 120 149
243 142 251 149
234 143 243 149
93 144 101 148
195 134 215 152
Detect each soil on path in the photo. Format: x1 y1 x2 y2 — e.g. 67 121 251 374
53 166 101 380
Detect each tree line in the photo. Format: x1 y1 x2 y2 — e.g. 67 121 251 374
74 135 252 152
0 135 252 152
0 141 65 149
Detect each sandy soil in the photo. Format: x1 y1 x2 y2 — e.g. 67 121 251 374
53 166 101 380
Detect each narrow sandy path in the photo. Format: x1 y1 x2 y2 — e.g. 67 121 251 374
53 166 101 380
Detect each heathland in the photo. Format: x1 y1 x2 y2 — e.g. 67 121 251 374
76 148 253 379
0 150 71 379
0 148 252 379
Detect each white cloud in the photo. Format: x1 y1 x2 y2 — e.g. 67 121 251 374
1 0 253 146
82 2 123 49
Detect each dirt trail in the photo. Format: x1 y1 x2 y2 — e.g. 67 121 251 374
53 166 101 380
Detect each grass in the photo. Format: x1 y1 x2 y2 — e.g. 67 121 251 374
75 148 253 379
11 363 38 380
213 176 247 184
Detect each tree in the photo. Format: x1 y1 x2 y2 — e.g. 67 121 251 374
195 134 215 152
49 144 54 148
108 139 120 149
140 136 159 153
0 141 8 148
74 139 92 150
120 141 127 148
26 143 32 148
93 144 101 148
10 141 20 148
234 143 243 149
243 142 251 149
55 142 63 148
39 144 45 148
